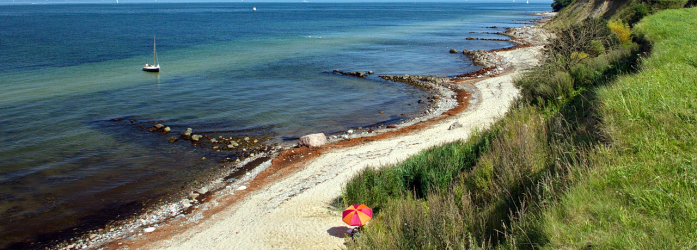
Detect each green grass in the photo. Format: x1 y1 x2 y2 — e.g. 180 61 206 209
539 8 697 249
340 6 697 250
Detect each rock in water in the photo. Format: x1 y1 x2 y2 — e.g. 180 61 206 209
449 48 458 53
299 133 327 148
183 128 193 140
449 121 463 130
191 134 203 142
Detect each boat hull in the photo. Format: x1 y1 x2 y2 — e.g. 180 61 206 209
142 66 160 72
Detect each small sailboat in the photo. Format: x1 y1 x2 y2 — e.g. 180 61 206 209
142 36 160 72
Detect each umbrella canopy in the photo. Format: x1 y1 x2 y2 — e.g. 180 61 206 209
342 204 373 226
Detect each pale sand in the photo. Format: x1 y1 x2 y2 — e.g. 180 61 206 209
135 24 549 250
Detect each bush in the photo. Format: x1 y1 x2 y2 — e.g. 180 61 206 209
629 3 649 26
552 0 575 12
546 18 620 70
589 40 607 56
608 21 632 46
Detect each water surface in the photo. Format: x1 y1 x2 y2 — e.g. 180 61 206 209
0 2 551 248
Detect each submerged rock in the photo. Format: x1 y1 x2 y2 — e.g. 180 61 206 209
183 128 193 140
191 134 203 142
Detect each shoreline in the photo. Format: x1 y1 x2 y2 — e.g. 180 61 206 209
50 13 554 250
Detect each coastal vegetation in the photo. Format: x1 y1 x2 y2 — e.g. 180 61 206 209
341 1 696 249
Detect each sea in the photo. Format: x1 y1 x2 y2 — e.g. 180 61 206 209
0 2 550 248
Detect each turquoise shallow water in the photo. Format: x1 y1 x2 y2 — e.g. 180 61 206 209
0 2 550 247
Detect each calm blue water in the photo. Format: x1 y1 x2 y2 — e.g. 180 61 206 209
0 2 550 248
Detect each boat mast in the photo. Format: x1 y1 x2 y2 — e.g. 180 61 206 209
153 36 157 66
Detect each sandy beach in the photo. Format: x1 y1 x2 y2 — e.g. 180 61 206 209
96 16 552 250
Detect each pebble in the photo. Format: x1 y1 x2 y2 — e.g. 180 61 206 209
143 227 156 233
182 199 192 208
237 186 247 191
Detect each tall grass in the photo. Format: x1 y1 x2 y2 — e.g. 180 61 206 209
342 131 493 213
341 7 697 250
539 8 697 248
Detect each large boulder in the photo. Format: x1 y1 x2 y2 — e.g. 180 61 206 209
299 133 327 148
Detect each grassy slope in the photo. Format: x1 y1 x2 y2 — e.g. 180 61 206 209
542 8 697 248
340 5 697 250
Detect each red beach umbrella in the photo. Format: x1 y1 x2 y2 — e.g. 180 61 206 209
342 204 373 226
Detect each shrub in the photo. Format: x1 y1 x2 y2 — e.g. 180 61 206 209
546 18 620 70
629 3 649 26
608 21 632 46
589 40 607 56
551 0 575 12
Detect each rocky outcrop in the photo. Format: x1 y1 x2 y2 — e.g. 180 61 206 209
463 50 506 69
379 74 449 89
331 70 374 78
